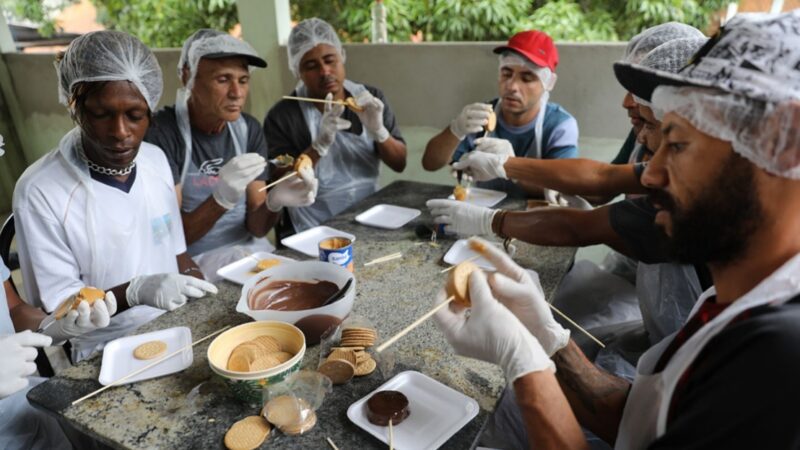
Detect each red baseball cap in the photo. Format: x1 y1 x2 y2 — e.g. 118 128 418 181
493 30 558 71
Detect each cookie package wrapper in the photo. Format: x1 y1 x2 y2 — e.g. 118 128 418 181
261 370 331 435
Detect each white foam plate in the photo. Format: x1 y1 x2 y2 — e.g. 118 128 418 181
215 251 296 285
443 239 500 270
280 226 357 257
355 204 421 229
447 187 507 207
347 371 479 449
98 327 193 386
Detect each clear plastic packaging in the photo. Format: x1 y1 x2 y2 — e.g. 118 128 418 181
261 370 331 436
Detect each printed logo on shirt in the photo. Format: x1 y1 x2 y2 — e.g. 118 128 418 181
151 213 173 246
197 158 224 176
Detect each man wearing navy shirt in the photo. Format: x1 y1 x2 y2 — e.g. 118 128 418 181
422 30 578 198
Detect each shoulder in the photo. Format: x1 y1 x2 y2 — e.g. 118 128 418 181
148 106 178 132
266 96 302 121
544 103 577 127
14 150 68 204
136 142 175 186
241 112 262 130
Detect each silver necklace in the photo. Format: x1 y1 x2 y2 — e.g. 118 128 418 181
78 149 135 176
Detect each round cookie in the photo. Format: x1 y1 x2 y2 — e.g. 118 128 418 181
281 410 317 435
133 340 167 360
354 356 377 377
366 390 410 426
54 286 105 320
224 415 270 450
453 184 468 201
255 258 281 272
345 96 364 112
318 358 355 385
446 261 479 307
486 110 497 132
294 154 312 172
264 395 312 429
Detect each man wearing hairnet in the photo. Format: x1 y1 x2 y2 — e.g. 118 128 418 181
263 18 406 236
145 30 317 279
13 31 217 362
422 30 578 199
437 11 800 449
1 138 110 447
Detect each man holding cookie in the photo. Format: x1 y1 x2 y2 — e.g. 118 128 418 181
263 18 407 238
422 29 579 199
435 11 800 448
145 29 318 279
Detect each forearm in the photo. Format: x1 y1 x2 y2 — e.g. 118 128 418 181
376 136 407 172
245 182 279 237
514 370 588 450
180 196 229 245
493 209 600 247
176 252 203 280
422 127 460 171
505 158 646 198
552 340 630 444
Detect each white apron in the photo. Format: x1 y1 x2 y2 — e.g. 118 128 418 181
56 129 175 361
288 80 380 232
174 89 272 279
615 253 800 449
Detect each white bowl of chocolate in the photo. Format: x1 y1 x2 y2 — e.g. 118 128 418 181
237 261 356 345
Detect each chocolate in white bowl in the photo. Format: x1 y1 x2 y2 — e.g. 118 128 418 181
237 261 356 344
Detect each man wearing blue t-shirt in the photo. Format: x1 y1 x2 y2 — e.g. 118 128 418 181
422 30 578 198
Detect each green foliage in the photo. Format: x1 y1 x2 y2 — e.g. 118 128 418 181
90 0 239 48
3 0 729 45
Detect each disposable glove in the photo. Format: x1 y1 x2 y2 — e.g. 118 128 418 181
312 93 351 157
473 237 570 356
474 136 515 159
452 150 509 181
126 274 218 311
427 199 496 236
212 153 267 210
39 291 117 345
433 270 554 383
353 90 390 143
267 165 319 212
0 331 52 398
449 103 493 140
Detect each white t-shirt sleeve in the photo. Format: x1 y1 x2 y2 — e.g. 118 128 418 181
14 203 84 312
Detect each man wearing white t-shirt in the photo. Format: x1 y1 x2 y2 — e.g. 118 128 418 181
13 31 217 361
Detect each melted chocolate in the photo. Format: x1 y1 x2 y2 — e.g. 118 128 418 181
248 279 339 311
366 390 410 426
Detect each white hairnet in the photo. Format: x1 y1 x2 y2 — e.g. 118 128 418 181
57 30 162 112
178 29 265 94
498 51 556 91
623 22 705 64
631 37 707 108
653 85 800 179
287 18 345 78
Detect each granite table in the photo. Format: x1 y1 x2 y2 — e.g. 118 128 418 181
28 180 576 449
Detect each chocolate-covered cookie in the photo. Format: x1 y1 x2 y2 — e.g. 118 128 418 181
366 390 409 426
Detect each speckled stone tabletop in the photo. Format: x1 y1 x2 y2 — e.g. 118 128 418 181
28 181 576 449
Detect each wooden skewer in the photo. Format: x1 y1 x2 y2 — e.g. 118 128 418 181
283 95 349 107
389 419 394 450
326 437 340 450
440 255 480 273
548 303 605 348
376 296 455 353
364 252 403 267
71 325 231 406
259 171 298 192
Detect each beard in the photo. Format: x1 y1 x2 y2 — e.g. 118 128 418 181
648 152 764 266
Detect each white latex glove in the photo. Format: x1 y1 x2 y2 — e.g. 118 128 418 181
449 103 493 140
434 270 554 383
126 274 218 311
472 237 570 356
474 136 515 158
353 90 390 143
39 291 118 345
312 93 351 157
0 331 51 398
427 199 497 236
452 150 509 181
267 165 319 212
212 153 267 210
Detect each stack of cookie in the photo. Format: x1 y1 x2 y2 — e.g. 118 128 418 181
263 395 317 436
318 327 378 384
227 335 294 372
